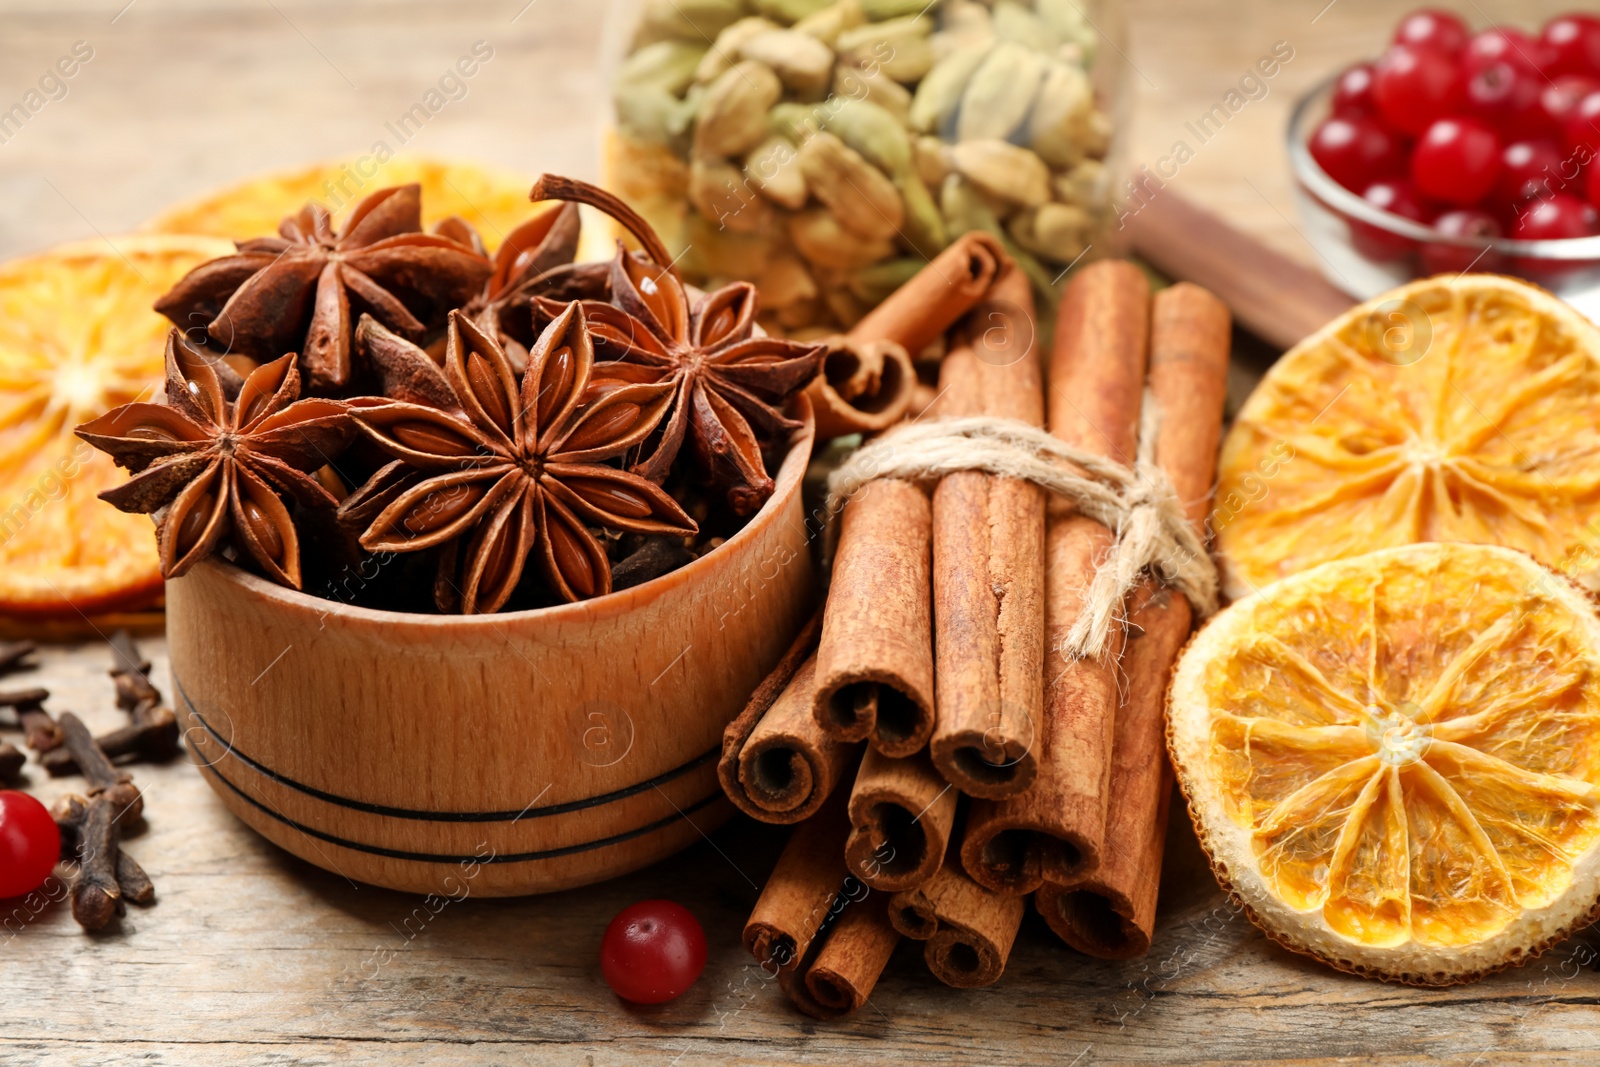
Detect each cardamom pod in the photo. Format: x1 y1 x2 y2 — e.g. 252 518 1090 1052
1028 61 1094 168
690 154 774 235
1055 159 1108 207
1037 0 1097 55
696 18 780 84
836 15 935 84
769 101 824 143
740 29 836 98
614 83 698 148
744 135 809 210
949 140 1051 208
832 61 913 125
632 0 746 48
757 251 820 309
695 61 784 158
1082 108 1113 159
825 98 912 176
914 135 949 188
823 286 869 329
847 257 926 305
908 44 989 135
794 0 865 44
789 207 897 269
896 168 948 258
993 0 1062 51
940 173 1004 239
684 211 777 279
617 40 707 97
751 0 835 23
859 0 929 18
944 176 1057 293
956 42 1046 141
797 130 905 242
1007 202 1091 264
932 0 995 56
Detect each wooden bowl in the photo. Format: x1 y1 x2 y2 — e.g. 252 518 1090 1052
166 405 816 896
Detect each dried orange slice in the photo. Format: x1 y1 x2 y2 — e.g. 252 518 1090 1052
1169 542 1600 985
140 155 539 251
0 235 234 618
1214 275 1600 600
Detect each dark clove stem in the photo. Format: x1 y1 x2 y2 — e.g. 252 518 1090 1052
57 712 142 824
41 709 180 775
0 741 22 783
0 689 60 753
0 640 35 676
69 794 122 930
54 794 155 908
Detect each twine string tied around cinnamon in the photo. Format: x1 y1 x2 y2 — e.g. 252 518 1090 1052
824 395 1218 660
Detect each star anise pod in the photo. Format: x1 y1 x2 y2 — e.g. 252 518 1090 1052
340 306 695 613
435 203 612 373
153 184 492 390
75 332 354 588
526 175 824 516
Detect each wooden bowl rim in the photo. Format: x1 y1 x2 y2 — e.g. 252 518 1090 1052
186 395 816 631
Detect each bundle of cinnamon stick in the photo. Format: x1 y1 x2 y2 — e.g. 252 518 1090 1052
721 238 1232 1017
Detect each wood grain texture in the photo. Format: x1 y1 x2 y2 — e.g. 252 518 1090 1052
4 0 1600 1063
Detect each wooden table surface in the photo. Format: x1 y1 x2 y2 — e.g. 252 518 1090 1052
3 1 1598 1065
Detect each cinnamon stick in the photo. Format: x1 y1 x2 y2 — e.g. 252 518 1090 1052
744 784 901 1020
928 267 1046 798
805 338 917 439
720 611 859 824
1039 282 1230 959
844 747 957 892
797 891 901 1018
960 260 1151 894
812 477 936 757
890 855 1025 988
847 231 1006 358
744 785 855 972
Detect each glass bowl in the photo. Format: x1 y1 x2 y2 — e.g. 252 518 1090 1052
1288 75 1600 320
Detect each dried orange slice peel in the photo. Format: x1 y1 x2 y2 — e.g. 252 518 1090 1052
1214 275 1600 599
1169 542 1600 985
140 155 539 252
0 235 234 618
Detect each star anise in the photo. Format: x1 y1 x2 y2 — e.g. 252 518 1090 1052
75 332 354 588
526 175 824 516
153 184 492 390
436 203 613 373
339 305 695 613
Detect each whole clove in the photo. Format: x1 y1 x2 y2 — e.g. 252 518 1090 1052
54 794 155 909
0 741 22 783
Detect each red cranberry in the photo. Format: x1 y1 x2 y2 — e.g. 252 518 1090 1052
1373 43 1462 135
1308 115 1406 192
1412 118 1502 205
1332 63 1378 117
1351 179 1433 261
1499 139 1569 204
1538 75 1600 139
1464 61 1544 136
1512 193 1598 240
1394 9 1470 55
1564 90 1600 154
1462 27 1547 75
1541 13 1600 78
1421 209 1503 274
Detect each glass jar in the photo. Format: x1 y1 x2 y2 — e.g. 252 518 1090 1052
602 0 1128 337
